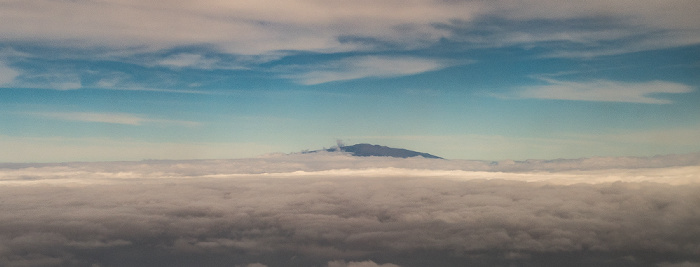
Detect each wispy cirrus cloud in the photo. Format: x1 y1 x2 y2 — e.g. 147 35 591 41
515 78 693 104
152 52 276 70
0 62 83 90
156 53 220 69
18 72 82 90
285 56 453 85
29 112 200 127
0 62 221 94
0 61 20 85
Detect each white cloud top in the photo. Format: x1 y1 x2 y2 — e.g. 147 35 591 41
0 153 699 266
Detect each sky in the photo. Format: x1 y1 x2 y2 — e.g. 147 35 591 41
1 153 699 266
1 0 700 162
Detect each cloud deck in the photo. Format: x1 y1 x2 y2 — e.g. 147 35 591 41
1 154 699 266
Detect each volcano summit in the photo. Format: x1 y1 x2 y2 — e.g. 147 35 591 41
321 143 443 159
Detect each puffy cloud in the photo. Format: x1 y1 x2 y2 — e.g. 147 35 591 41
0 154 699 266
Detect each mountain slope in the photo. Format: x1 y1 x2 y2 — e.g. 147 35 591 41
325 143 443 159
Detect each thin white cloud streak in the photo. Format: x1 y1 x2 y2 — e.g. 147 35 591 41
29 112 200 126
254 166 700 185
157 53 219 69
5 165 698 186
151 53 276 70
289 56 450 85
0 61 19 85
516 79 693 104
1 0 697 56
0 154 699 266
3 67 83 90
91 85 228 95
2 152 699 185
154 53 245 70
0 57 248 92
0 47 31 59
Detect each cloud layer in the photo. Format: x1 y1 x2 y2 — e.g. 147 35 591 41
1 0 697 91
2 0 698 56
1 154 699 266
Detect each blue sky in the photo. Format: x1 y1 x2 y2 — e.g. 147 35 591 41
1 0 699 162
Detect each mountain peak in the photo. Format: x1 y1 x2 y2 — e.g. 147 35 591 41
325 143 443 159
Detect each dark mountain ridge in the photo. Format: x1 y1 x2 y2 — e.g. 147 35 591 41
323 143 443 159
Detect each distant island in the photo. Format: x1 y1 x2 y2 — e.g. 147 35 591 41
311 143 443 159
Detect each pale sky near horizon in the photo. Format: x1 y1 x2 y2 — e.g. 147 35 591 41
1 0 699 162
